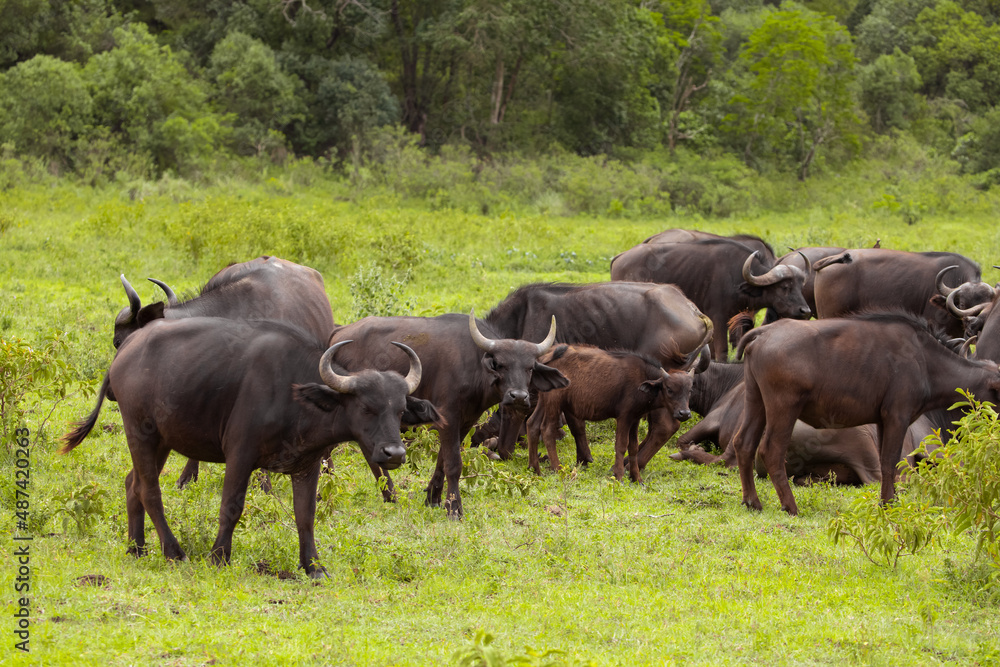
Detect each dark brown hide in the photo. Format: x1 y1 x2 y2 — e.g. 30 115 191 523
610 239 811 360
526 345 693 482
732 313 1000 515
328 312 568 517
62 318 437 577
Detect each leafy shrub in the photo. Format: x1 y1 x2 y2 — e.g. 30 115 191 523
0 331 88 447
830 392 1000 579
0 55 92 170
54 482 109 536
349 261 415 320
461 446 536 498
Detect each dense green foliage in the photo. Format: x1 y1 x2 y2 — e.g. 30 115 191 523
3 0 1000 183
2 162 1000 662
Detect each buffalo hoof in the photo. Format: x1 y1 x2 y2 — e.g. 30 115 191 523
742 499 763 512
126 544 148 558
306 567 329 580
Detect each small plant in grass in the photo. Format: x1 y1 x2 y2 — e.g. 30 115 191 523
349 261 415 319
453 629 593 666
55 482 110 536
461 445 536 498
830 391 1000 575
0 330 89 447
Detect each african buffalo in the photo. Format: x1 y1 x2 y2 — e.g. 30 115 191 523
732 312 1000 515
670 362 942 485
642 229 776 259
477 281 712 458
62 318 438 577
812 249 987 338
526 344 694 482
610 239 811 360
771 246 846 317
116 256 337 490
328 311 569 517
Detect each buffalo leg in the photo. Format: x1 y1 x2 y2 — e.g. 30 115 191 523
612 419 642 482
366 459 396 502
564 413 592 466
634 408 682 471
711 315 729 361
426 420 466 517
876 415 909 504
290 462 326 578
128 442 186 562
125 468 147 556
176 458 200 489
495 406 527 460
526 410 544 475
540 412 563 472
209 457 256 566
734 376 767 511
758 414 800 515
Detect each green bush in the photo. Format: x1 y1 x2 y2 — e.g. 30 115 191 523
0 331 88 447
830 391 1000 581
0 55 92 171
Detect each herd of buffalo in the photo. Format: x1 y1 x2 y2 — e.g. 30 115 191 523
61 229 1000 577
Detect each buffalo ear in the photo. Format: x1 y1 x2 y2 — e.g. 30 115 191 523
929 294 948 311
293 383 343 412
640 379 664 394
531 361 569 392
737 283 762 298
403 396 442 426
137 302 165 326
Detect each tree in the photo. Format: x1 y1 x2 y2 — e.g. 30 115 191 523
0 55 93 170
207 31 306 156
724 5 860 179
84 23 216 171
858 48 923 133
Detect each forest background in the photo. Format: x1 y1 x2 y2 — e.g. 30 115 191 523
4 0 1000 188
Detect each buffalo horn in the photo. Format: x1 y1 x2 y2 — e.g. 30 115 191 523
468 309 498 352
935 265 960 297
147 278 179 306
742 251 793 287
797 251 812 276
120 274 141 323
960 335 978 359
946 290 989 318
390 342 422 394
319 340 358 394
534 316 558 356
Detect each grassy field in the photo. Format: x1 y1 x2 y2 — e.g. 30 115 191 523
2 170 1000 665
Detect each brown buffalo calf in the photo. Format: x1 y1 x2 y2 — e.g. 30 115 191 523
527 345 693 482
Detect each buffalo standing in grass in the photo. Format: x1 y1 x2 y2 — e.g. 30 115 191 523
477 281 712 458
610 239 812 360
670 360 942 484
115 256 337 490
527 344 693 482
63 318 438 577
732 312 1000 515
328 311 568 517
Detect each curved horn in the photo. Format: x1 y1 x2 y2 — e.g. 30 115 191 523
960 335 978 359
946 290 989 319
147 278 179 306
534 316 557 356
797 251 812 276
390 342 422 394
936 265 960 297
742 251 792 287
468 309 498 352
319 340 358 394
120 274 141 323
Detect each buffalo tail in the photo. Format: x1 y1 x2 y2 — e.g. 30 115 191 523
60 372 110 454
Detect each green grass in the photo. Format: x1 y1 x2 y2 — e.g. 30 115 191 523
2 170 1000 665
